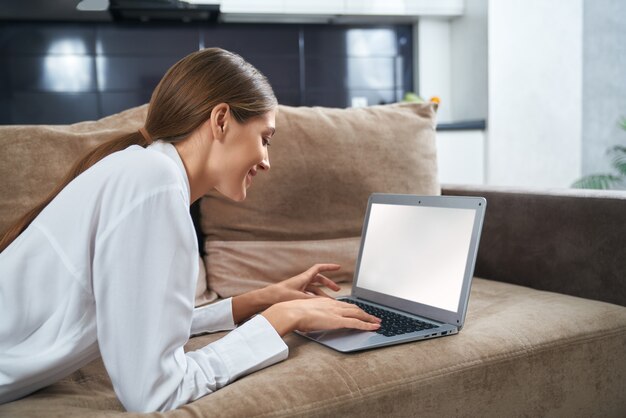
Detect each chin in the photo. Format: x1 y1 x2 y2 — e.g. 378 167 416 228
215 185 247 202
232 191 247 202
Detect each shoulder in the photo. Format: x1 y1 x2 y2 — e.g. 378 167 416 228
106 145 180 185
96 145 184 195
80 144 189 212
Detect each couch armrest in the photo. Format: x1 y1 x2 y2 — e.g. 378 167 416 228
442 184 626 306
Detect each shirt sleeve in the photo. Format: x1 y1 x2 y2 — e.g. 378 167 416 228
92 188 288 413
190 298 236 336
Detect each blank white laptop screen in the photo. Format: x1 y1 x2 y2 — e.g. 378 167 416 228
356 203 476 313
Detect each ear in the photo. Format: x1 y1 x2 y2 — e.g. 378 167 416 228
210 103 231 142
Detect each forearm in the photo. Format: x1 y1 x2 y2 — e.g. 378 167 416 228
231 287 276 325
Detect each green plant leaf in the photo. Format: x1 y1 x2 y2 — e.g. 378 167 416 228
607 145 626 176
571 117 626 190
571 174 621 190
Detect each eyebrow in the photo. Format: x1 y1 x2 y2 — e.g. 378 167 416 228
265 127 276 137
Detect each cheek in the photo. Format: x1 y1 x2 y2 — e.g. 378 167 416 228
241 143 265 168
228 145 262 179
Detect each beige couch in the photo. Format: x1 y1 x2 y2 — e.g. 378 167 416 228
1 103 625 417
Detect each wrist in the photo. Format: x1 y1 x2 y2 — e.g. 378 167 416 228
261 302 298 337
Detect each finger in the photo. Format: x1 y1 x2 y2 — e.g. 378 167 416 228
305 285 333 299
342 317 381 331
290 290 317 300
309 263 341 274
313 273 341 291
342 306 381 323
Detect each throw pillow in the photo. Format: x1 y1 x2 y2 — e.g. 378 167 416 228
200 102 439 298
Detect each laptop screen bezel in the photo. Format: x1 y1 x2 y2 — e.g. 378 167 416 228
351 193 486 328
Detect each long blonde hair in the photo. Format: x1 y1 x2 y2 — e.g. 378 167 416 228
0 48 277 253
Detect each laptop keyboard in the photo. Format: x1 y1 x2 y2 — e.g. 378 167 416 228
343 299 437 337
343 299 438 337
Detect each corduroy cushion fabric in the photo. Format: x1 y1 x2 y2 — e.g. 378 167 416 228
200 102 439 298
2 278 625 417
0 105 216 308
0 105 148 236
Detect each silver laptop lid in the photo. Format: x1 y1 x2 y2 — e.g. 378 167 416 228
351 194 486 328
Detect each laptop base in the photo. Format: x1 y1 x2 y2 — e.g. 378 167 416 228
296 324 459 353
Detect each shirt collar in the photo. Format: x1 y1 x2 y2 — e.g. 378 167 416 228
147 140 191 203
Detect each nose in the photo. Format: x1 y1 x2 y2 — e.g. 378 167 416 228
259 149 270 172
259 157 270 172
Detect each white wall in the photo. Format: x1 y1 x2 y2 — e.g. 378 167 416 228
416 0 487 123
449 0 488 121
420 0 625 188
417 18 453 122
416 0 488 186
487 0 583 188
437 130 485 184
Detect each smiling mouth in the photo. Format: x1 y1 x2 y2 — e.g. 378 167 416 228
246 168 257 186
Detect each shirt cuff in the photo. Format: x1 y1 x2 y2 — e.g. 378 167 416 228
190 298 236 336
204 314 289 382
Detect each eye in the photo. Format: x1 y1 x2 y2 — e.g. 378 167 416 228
262 137 271 147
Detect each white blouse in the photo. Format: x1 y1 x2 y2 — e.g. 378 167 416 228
0 141 288 412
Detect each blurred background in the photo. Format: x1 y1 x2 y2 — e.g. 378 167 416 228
0 0 624 189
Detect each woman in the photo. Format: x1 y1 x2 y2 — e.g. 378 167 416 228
0 48 381 412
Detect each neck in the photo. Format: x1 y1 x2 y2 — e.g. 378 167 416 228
173 131 216 204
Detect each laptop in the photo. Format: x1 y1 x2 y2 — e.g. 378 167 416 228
296 193 486 352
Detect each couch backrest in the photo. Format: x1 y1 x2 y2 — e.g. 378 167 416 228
444 184 626 307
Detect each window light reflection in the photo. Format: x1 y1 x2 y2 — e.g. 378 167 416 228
44 39 92 92
346 29 396 100
48 39 88 55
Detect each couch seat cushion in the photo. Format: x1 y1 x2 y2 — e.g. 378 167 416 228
1 278 625 417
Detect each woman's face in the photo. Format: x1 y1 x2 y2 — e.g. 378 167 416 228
214 109 275 201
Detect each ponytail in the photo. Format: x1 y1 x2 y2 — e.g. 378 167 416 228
0 131 150 253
